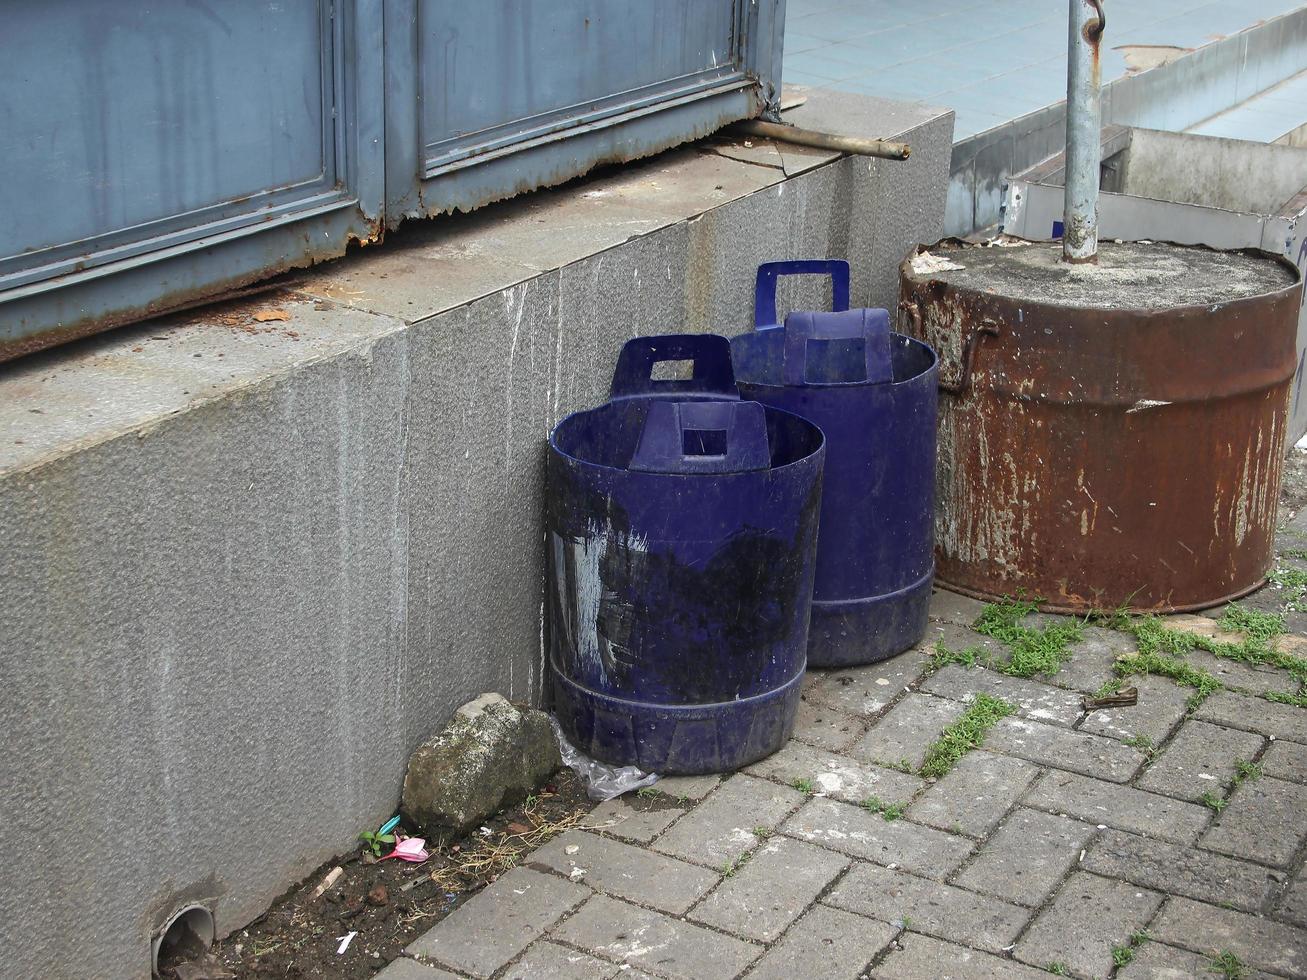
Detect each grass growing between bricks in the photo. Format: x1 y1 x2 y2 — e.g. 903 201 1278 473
973 598 1084 678
1209 949 1248 979
859 795 907 821
1109 929 1151 967
918 694 1016 778
1101 604 1307 710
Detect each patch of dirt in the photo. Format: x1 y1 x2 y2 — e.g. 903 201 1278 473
204 771 595 980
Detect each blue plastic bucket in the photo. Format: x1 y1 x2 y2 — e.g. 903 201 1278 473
732 261 939 666
547 334 825 774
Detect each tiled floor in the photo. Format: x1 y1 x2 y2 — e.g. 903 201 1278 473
381 570 1307 979
783 0 1307 139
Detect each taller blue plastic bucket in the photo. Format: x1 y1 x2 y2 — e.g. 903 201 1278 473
547 334 825 774
732 261 939 667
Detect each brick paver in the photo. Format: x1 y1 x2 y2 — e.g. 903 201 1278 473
922 664 1084 727
1200 775 1307 866
688 837 848 942
1117 941 1281 980
503 941 618 980
825 862 1029 953
1078 674 1191 746
1050 627 1135 693
556 895 761 979
374 960 464 980
871 934 1052 980
531 831 716 914
1134 719 1263 802
744 905 894 980
1024 769 1212 844
1261 738 1307 783
783 797 974 878
1151 896 1307 976
1082 829 1277 912
804 650 932 718
653 775 802 868
1276 875 1307 927
1014 871 1162 977
849 692 966 770
985 715 1144 782
791 697 863 752
908 750 1038 838
1196 690 1307 743
406 867 590 978
744 738 924 805
399 608 1307 980
952 807 1096 907
586 797 684 843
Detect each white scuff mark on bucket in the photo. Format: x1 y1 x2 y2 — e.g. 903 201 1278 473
1125 399 1171 413
556 517 650 686
911 251 965 275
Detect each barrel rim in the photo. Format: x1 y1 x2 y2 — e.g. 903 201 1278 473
898 237 1303 316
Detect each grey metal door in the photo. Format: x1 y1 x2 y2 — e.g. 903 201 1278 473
0 0 385 359
384 0 781 220
0 0 780 361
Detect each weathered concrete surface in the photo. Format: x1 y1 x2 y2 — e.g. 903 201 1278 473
0 91 953 979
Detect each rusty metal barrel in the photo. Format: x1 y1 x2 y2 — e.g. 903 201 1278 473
898 239 1301 613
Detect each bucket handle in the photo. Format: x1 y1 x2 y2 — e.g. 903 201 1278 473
755 260 851 329
610 334 739 401
782 308 893 386
899 301 998 395
629 400 770 474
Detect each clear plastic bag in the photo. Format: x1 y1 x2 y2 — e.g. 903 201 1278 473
550 717 659 801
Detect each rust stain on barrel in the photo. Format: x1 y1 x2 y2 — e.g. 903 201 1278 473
898 239 1302 613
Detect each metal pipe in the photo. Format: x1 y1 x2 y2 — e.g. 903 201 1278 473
1063 0 1105 263
729 119 911 160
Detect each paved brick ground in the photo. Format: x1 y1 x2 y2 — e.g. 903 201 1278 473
382 589 1307 980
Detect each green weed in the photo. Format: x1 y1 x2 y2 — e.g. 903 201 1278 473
974 599 1084 678
792 777 815 795
1199 791 1228 813
1234 760 1263 785
919 694 1016 778
860 795 907 821
1208 949 1247 979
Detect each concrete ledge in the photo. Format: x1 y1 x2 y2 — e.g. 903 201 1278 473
946 4 1307 234
0 90 951 978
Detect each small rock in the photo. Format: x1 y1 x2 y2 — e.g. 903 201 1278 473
366 885 388 907
564 845 580 855
401 693 562 836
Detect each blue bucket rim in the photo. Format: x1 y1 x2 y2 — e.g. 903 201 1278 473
548 397 826 478
730 329 939 392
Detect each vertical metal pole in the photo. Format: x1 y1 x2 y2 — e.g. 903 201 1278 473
1063 0 1105 263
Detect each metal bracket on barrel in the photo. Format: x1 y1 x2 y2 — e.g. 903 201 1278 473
899 301 998 396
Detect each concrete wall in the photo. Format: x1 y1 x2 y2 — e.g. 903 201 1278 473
0 93 951 978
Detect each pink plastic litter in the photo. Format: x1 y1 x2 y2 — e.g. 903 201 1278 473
385 837 429 863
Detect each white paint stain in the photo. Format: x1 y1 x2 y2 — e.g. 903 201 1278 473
1125 399 1171 413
